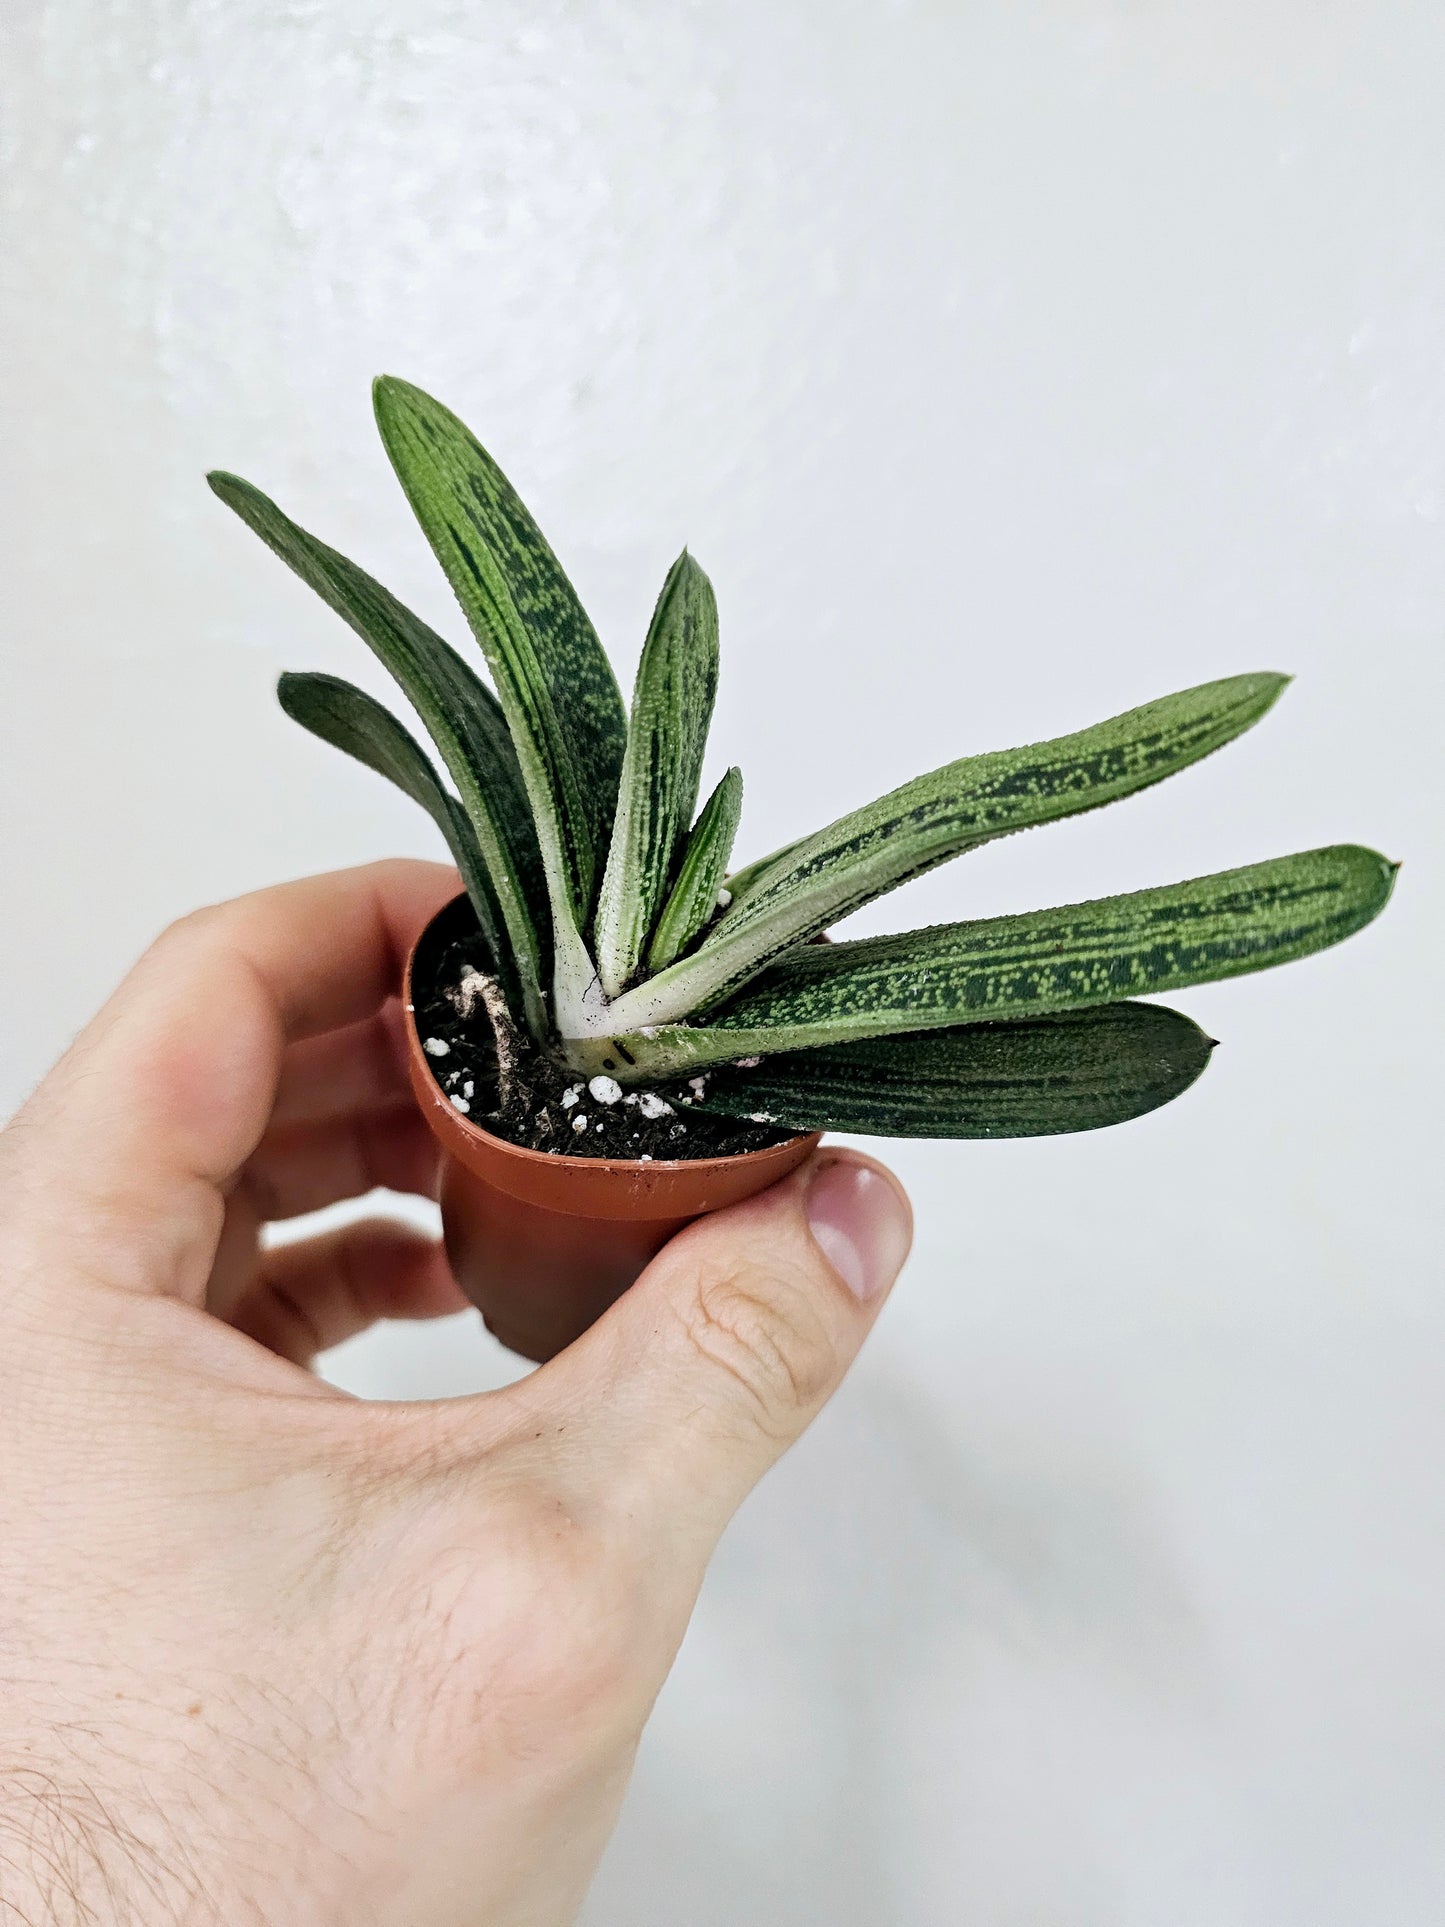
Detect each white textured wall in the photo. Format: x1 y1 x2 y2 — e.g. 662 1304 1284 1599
3 6 1442 1922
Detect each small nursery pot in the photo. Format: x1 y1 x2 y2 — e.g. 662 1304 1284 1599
403 897 821 1363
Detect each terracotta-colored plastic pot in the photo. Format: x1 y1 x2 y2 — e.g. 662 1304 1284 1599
404 896 821 1363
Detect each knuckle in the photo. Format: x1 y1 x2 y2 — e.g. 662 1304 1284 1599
368 854 425 889
679 1255 841 1435
148 899 235 961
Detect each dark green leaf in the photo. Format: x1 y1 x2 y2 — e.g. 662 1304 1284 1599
594 552 719 995
693 1002 1214 1137
277 670 513 982
646 766 744 973
209 469 549 1036
372 377 626 930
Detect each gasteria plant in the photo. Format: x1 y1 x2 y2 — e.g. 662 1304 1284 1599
210 379 1395 1146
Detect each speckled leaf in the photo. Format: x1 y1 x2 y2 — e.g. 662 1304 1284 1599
693 1002 1214 1138
594 552 719 996
276 670 510 983
372 377 626 934
610 844 1396 1075
610 673 1289 1029
646 766 744 974
209 470 548 1037
722 834 807 903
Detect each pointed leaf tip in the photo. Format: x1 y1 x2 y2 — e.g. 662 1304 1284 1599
207 468 253 505
373 373 426 428
1252 670 1291 704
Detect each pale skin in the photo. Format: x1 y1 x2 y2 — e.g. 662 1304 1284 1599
0 860 912 1926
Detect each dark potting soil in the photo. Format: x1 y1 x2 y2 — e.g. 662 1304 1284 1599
410 897 796 1162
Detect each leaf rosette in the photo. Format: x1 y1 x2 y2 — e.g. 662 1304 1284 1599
210 383 1396 1144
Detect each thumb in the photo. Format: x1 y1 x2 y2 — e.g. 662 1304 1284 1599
536 1149 912 1560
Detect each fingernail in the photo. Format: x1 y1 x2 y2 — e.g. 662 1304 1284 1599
805 1157 912 1304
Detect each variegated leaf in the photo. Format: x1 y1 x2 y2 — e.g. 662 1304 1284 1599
372 378 626 940
604 672 1289 1032
722 833 807 903
276 670 517 985
646 766 744 973
210 469 550 1036
608 844 1396 1075
594 552 719 996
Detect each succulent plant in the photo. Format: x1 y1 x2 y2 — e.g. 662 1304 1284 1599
209 379 1395 1143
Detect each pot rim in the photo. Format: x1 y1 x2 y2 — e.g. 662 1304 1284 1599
403 891 818 1178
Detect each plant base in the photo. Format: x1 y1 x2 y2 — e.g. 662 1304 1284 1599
411 895 792 1161
405 894 821 1362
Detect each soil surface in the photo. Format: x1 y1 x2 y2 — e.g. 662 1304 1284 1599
410 897 796 1162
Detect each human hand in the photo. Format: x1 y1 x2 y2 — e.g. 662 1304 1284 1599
0 861 911 1926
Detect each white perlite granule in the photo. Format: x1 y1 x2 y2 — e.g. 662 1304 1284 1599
561 1084 584 1109
449 1094 471 1114
571 1113 588 1134
733 1055 762 1068
423 1037 450 1058
637 1092 673 1120
588 1075 623 1106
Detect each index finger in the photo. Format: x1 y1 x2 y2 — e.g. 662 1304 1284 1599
5 859 459 1303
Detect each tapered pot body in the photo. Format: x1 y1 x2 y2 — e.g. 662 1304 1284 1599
404 901 821 1363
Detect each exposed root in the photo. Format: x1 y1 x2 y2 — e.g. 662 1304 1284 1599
448 966 522 1107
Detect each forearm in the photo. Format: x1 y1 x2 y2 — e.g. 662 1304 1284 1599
0 1766 196 1927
